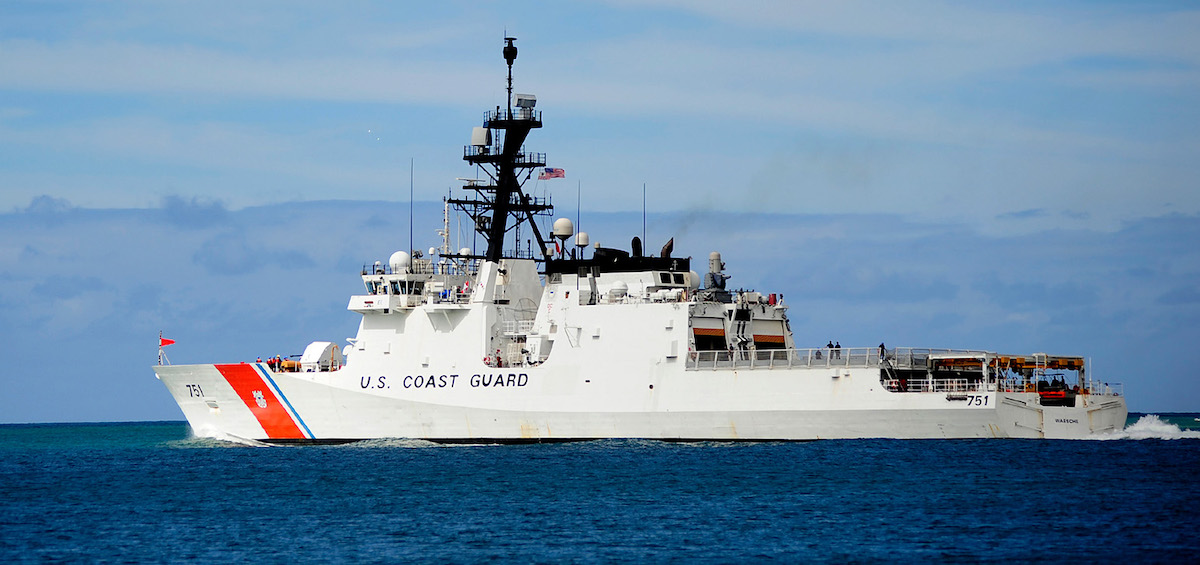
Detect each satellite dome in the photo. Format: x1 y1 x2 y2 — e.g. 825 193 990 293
688 270 701 291
575 231 589 247
610 280 628 298
389 251 411 273
553 218 574 239
459 247 472 256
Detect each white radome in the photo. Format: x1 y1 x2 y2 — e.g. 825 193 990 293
388 251 410 273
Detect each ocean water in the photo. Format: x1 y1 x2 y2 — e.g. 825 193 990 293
1 415 1198 563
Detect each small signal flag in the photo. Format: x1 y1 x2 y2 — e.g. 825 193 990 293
159 337 176 347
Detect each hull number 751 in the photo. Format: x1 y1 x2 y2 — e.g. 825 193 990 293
965 394 988 407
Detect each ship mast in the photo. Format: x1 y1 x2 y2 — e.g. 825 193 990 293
451 37 553 264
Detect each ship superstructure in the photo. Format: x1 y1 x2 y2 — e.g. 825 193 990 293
154 39 1127 443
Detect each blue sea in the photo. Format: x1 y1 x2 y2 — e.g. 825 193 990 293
1 415 1198 563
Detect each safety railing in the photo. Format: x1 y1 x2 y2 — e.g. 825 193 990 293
1084 380 1123 397
685 347 994 371
997 378 1123 397
502 320 536 335
688 347 882 370
362 260 440 276
883 378 993 393
462 146 547 167
483 109 542 124
430 289 472 305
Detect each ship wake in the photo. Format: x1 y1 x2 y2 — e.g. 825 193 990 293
1092 414 1200 441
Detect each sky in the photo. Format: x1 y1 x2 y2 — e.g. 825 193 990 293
1 1 1198 422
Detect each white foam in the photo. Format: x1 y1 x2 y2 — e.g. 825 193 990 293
168 437 256 448
1092 414 1200 441
341 438 464 448
163 424 269 448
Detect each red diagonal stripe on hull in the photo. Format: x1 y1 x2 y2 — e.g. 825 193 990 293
215 364 305 439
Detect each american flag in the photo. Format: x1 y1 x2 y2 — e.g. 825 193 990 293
538 167 565 180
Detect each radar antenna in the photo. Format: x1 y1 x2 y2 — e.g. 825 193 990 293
504 37 517 116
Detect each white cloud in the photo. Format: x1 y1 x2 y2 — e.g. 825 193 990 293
0 39 494 105
0 1 1197 228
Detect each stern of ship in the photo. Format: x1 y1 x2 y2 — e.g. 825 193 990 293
996 389 1127 439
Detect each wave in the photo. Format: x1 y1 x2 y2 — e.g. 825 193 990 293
1093 414 1200 440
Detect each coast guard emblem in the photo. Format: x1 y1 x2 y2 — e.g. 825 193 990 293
253 390 267 408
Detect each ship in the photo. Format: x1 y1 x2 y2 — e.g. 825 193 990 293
154 39 1127 444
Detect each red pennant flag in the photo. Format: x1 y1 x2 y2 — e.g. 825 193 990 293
159 337 176 347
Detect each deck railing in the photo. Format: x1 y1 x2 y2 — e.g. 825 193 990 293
685 347 990 371
1084 380 1123 397
685 347 1123 397
883 378 994 393
996 377 1124 397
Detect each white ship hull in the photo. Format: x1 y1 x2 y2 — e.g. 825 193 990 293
153 40 1128 444
155 359 1126 443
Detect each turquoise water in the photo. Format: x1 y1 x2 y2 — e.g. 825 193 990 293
1 415 1198 562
